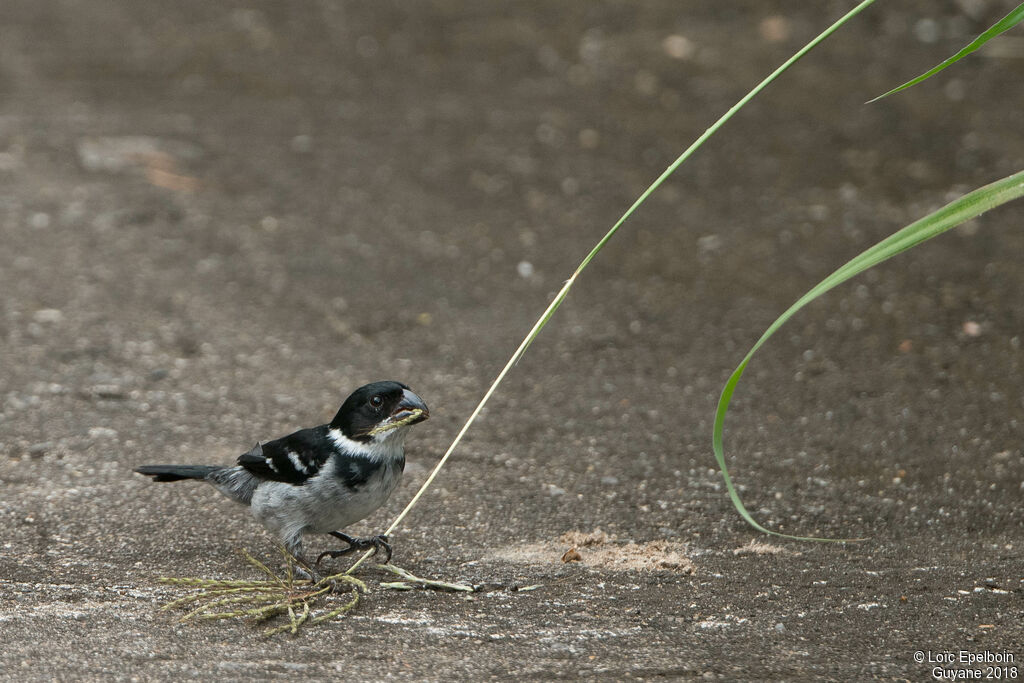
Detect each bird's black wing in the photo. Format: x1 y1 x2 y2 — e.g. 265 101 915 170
237 425 334 485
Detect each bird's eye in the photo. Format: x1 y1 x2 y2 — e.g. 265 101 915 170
370 395 383 408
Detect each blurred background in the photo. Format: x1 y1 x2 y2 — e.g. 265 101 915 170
1 1 1022 677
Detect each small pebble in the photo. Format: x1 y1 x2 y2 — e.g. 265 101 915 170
88 427 118 440
561 547 582 563
290 135 312 153
578 128 600 149
697 234 722 254
32 309 63 324
914 18 940 43
662 35 695 60
544 483 566 496
759 16 791 43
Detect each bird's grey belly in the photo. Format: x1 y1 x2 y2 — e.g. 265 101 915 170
250 465 402 537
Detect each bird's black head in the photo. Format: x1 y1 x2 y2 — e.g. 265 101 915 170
330 381 429 442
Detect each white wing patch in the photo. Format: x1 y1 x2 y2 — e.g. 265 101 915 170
286 450 309 474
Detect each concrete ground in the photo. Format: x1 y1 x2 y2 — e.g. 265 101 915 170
1 1 1022 680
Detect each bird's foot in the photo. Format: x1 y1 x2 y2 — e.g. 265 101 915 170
317 532 392 565
288 557 324 585
291 560 354 592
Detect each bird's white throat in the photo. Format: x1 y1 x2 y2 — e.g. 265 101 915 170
328 427 407 461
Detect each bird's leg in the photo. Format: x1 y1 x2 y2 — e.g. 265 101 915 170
317 531 392 565
284 539 325 584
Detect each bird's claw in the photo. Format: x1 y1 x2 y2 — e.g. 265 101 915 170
317 533 392 566
290 562 323 585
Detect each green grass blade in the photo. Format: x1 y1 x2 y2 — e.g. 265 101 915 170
714 170 1024 541
868 2 1024 102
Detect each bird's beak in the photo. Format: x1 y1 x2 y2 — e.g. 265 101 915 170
393 389 429 424
368 389 429 436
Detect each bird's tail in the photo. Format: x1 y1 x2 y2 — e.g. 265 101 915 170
135 464 257 505
134 464 222 482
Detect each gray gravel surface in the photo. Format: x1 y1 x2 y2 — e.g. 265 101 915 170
1 2 1023 680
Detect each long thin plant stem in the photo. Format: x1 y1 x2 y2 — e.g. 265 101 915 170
346 0 879 575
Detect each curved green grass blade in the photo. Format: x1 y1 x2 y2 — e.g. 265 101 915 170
868 2 1024 103
714 170 1024 541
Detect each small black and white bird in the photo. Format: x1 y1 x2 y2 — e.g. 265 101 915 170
135 381 428 571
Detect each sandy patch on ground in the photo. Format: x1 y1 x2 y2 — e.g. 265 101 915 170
731 539 799 556
492 529 695 573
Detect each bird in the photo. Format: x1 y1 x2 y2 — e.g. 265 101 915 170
135 381 428 575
